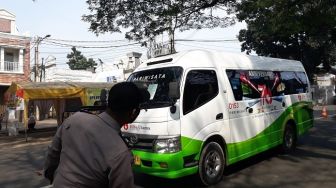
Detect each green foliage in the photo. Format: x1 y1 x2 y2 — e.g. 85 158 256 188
83 0 236 46
66 47 97 70
236 0 336 77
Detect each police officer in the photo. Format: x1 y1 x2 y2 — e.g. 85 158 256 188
43 82 148 187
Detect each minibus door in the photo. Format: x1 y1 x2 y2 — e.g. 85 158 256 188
180 69 223 143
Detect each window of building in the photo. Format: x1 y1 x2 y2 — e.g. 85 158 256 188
4 52 14 62
4 52 16 71
183 70 218 115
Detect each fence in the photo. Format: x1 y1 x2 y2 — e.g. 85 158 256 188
0 61 21 72
4 61 19 72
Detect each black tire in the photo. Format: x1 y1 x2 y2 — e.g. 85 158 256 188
281 123 297 154
199 142 225 186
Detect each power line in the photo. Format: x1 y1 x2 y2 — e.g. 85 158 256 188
175 42 241 51
33 37 240 68
42 40 142 48
178 41 242 48
39 48 146 62
46 38 129 43
38 38 239 54
39 47 146 63
175 38 239 42
39 45 145 54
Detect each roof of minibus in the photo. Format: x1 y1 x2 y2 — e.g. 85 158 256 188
135 49 305 72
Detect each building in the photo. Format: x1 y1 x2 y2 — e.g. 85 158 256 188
108 52 143 79
0 9 31 111
43 52 143 82
312 73 336 105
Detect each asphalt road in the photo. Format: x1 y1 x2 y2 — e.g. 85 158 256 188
0 109 335 188
134 114 336 188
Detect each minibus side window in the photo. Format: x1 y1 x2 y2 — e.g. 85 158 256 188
227 70 309 101
226 70 243 100
183 70 219 115
280 71 308 94
227 70 285 101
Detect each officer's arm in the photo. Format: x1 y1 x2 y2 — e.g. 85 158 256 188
108 150 135 188
43 124 63 183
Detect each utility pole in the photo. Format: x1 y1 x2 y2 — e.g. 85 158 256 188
34 34 51 82
40 58 44 82
34 46 38 82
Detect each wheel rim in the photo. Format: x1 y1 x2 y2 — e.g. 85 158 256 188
204 150 222 178
285 129 293 149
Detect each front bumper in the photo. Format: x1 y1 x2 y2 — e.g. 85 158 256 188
131 150 198 179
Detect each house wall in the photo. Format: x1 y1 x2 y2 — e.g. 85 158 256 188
0 8 17 35
0 37 30 84
0 18 11 33
0 9 30 85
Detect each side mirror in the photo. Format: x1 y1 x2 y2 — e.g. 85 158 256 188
169 82 180 99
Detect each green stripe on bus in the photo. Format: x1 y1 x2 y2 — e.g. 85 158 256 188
227 101 313 164
131 101 313 178
131 137 202 178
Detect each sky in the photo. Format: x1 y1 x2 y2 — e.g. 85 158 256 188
1 0 246 69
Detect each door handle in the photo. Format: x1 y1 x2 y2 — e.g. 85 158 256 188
216 113 223 120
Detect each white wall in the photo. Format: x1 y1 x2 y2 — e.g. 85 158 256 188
45 66 126 82
93 69 125 82
45 67 93 82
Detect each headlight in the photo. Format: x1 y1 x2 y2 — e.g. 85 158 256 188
154 137 181 154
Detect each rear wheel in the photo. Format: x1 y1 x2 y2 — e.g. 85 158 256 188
281 123 297 154
199 142 225 186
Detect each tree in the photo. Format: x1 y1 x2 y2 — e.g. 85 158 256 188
83 0 237 49
66 47 97 70
236 0 336 78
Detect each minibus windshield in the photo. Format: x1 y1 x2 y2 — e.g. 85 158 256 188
127 67 183 109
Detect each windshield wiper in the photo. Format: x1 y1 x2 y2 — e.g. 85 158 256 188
139 102 150 110
139 100 175 110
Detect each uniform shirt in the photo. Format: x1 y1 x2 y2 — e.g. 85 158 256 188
44 111 135 188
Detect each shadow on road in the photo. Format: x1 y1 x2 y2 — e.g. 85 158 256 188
134 147 282 188
135 117 336 188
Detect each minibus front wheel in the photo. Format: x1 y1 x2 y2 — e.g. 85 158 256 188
198 142 225 186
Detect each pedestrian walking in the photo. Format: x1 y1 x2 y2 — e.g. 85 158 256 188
43 82 148 188
28 114 36 131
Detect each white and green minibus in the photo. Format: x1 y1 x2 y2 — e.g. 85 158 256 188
121 50 314 185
